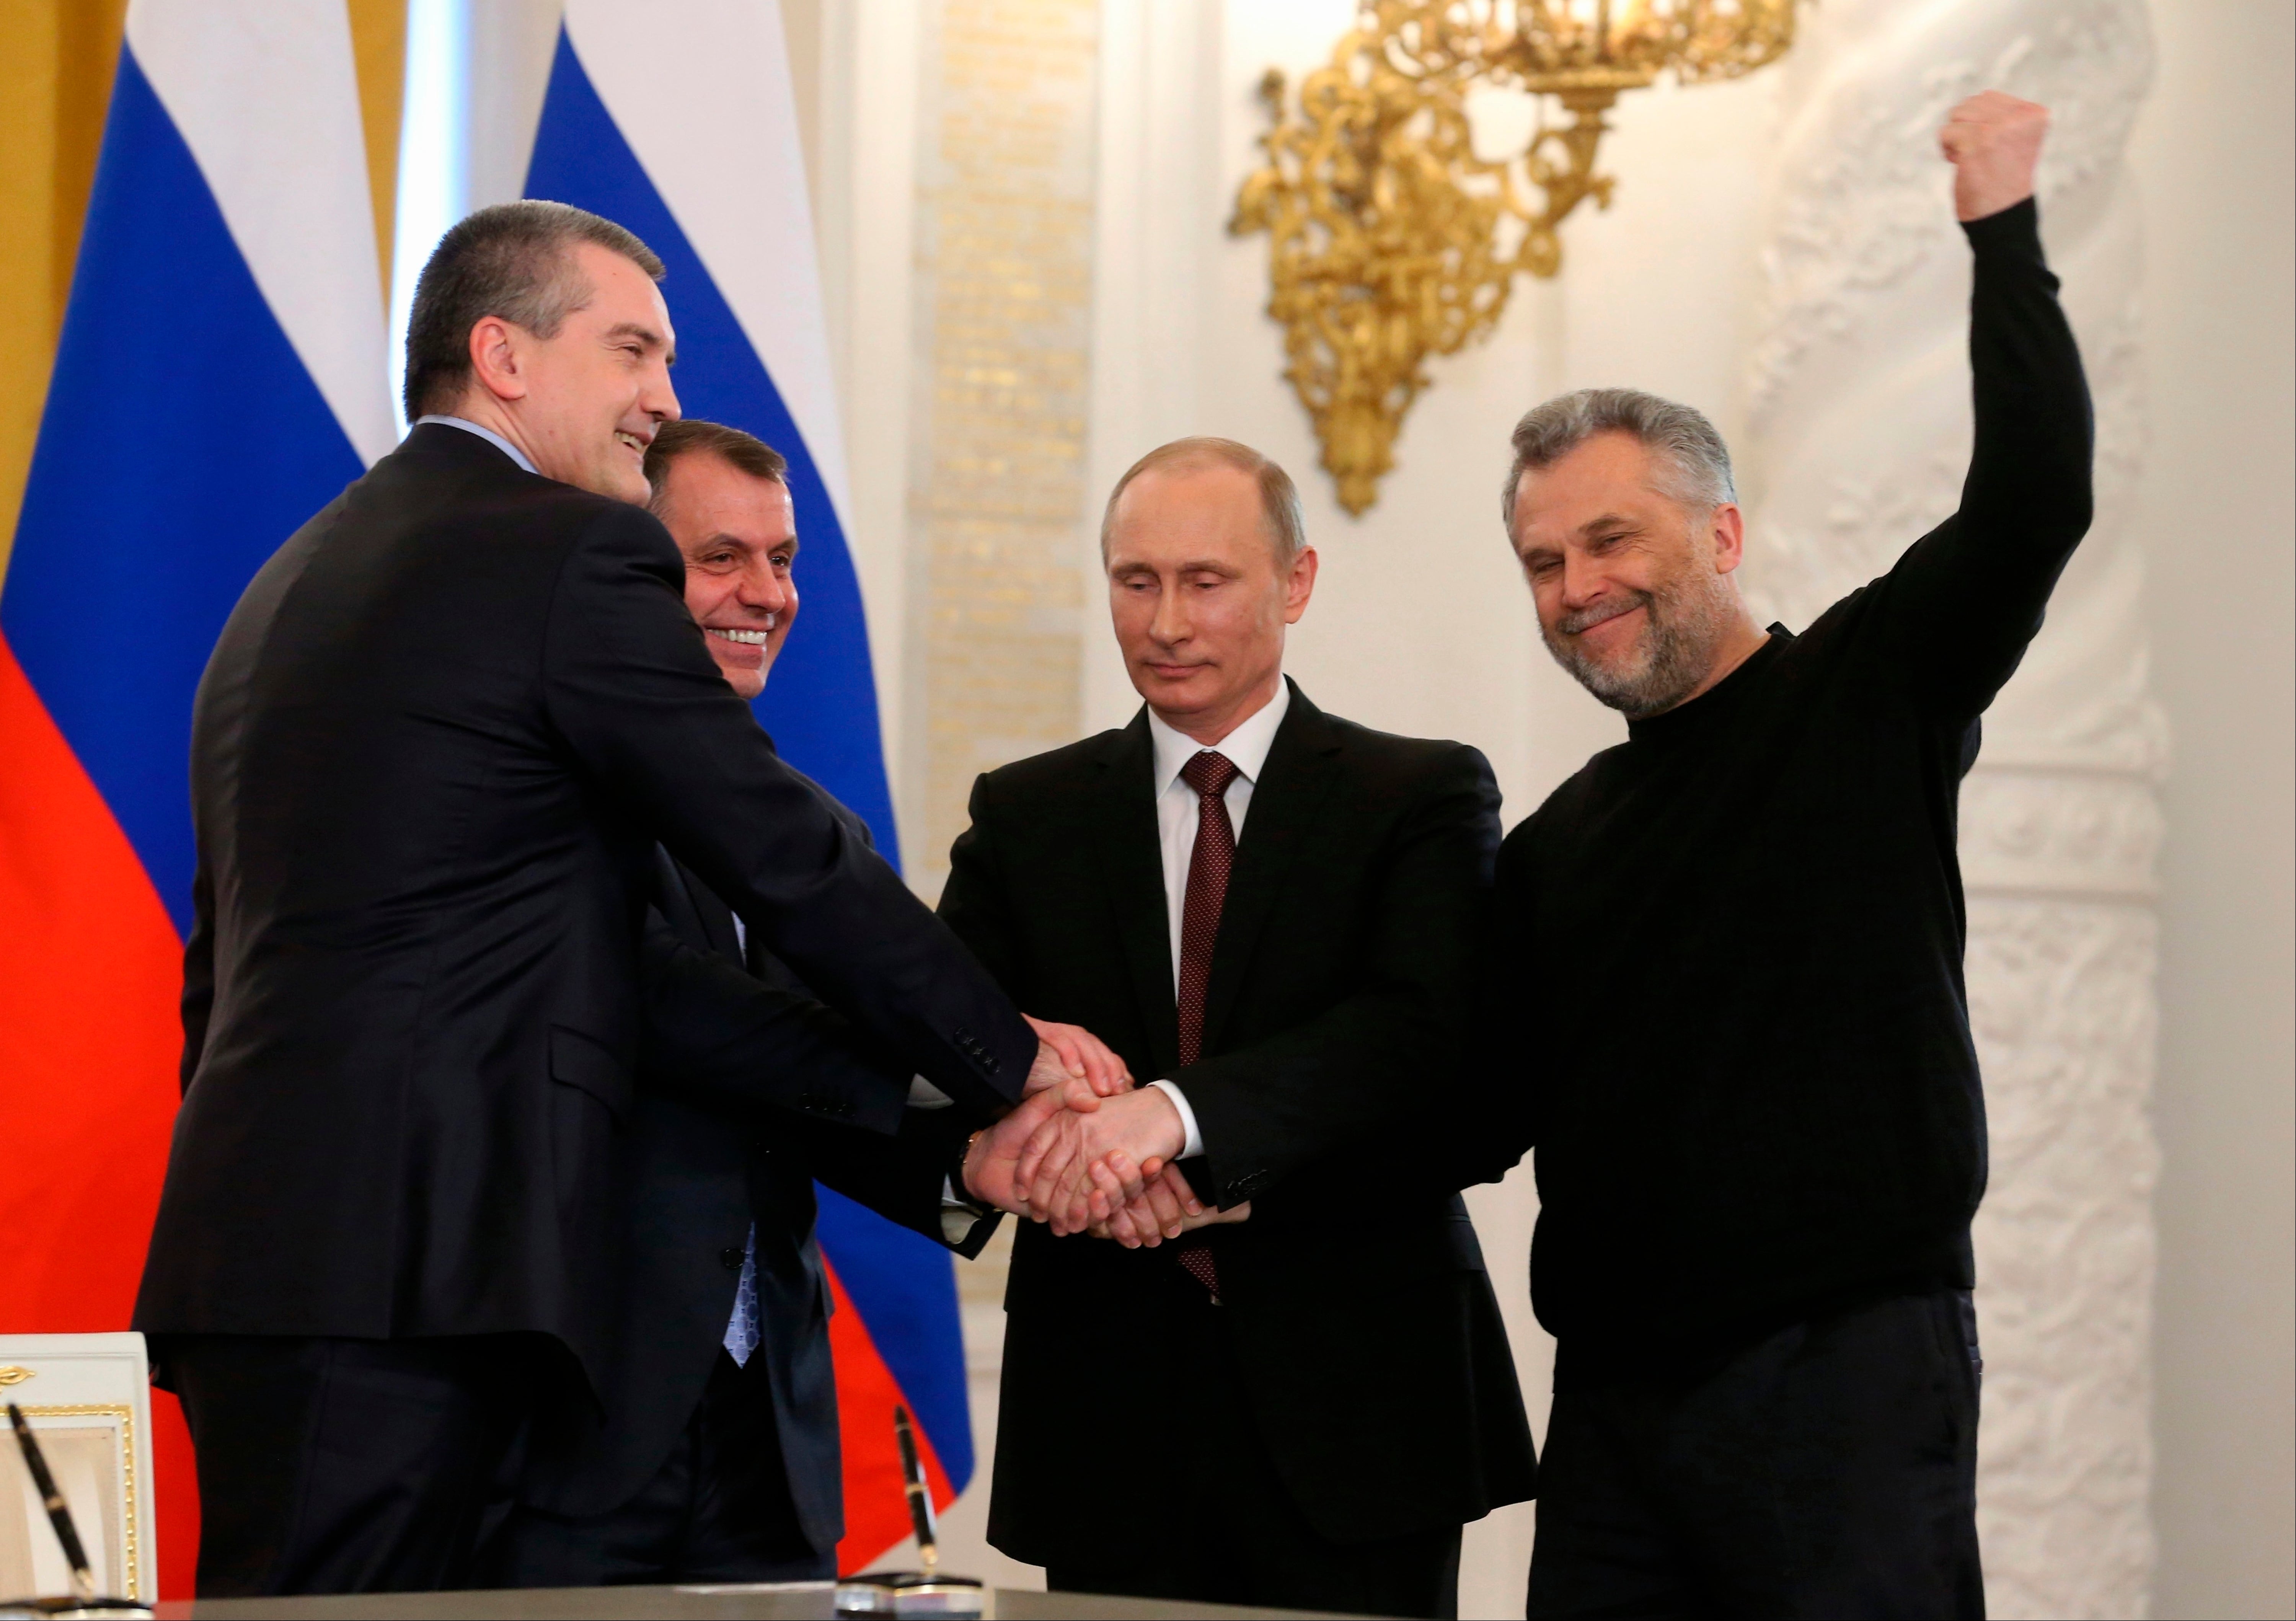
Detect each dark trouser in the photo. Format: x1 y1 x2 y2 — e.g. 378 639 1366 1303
1044 1278 1461 1620
1528 1289 1983 1621
162 1333 548 1597
484 1349 829 1587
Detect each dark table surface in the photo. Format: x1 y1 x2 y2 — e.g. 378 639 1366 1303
145 1580 1374 1619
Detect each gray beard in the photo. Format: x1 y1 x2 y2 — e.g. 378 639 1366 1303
1543 573 1734 720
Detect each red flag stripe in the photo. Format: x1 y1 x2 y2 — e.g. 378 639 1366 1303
0 630 200 1597
822 1256 959 1577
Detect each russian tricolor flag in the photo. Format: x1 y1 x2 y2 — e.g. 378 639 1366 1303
524 3 975 1571
0 1 394 1596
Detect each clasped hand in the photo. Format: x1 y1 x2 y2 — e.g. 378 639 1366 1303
973 1021 1249 1246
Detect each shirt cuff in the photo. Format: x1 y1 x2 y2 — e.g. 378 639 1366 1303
940 1175 989 1246
1148 1079 1205 1159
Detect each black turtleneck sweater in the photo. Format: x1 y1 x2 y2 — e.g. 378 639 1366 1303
1489 200 2092 1387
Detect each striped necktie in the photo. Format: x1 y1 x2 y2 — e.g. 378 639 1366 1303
1172 749 1239 1298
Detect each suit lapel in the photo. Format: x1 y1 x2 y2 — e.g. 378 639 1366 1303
660 848 744 968
1090 714 1182 1075
1202 684 1341 1055
650 845 706 943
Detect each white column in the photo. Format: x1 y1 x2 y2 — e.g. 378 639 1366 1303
810 0 926 864
1740 4 2163 1616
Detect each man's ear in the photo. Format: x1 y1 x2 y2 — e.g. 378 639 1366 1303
1283 546 1319 623
467 315 529 403
1709 504 1747 576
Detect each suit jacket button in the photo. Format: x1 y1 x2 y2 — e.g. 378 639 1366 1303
719 1246 745 1271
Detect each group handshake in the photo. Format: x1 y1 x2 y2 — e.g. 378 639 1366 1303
960 1019 1251 1246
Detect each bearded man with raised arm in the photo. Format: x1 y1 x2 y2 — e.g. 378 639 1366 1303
1480 95 2085 1619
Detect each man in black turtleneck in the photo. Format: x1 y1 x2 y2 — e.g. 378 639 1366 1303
1481 93 2086 1618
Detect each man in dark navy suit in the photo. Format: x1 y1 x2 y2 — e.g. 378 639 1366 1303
485 419 1094 1585
138 207 1114 1597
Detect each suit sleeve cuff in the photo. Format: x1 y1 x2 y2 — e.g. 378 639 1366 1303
1148 1079 1205 1158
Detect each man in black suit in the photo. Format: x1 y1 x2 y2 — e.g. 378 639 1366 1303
938 438 1537 1618
133 203 1108 1597
487 419 1083 1585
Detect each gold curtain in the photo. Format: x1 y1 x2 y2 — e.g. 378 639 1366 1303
348 0 407 304
0 0 404 584
0 0 127 582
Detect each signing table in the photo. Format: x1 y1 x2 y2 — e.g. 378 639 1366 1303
150 1583 1374 1620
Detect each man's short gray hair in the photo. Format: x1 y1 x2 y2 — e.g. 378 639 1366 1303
1500 388 1738 535
403 199 666 421
1101 437 1307 566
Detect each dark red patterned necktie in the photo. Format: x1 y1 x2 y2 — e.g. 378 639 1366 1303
1173 750 1238 1298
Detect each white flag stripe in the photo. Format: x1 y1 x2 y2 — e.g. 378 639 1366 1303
126 0 396 466
561 0 854 527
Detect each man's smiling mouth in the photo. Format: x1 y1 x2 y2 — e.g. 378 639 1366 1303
1563 596 1646 638
708 625 773 645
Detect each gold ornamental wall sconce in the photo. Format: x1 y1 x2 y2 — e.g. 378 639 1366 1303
1231 0 1795 515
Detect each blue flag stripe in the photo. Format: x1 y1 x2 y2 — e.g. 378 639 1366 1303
523 28 973 1491
3 44 368 936
814 1186 976 1489
523 29 901 868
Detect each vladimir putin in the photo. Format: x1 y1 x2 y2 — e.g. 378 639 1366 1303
939 439 1536 1618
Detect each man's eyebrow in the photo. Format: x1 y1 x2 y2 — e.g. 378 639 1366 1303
1575 512 1639 539
696 529 799 556
1109 557 1243 577
604 321 673 365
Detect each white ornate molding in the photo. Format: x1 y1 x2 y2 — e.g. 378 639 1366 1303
1963 895 2161 1617
1959 766 2164 902
1742 3 2162 1616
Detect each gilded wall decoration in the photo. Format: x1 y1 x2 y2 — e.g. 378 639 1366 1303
1231 0 1794 514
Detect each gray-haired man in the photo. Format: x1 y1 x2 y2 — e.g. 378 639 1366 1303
1477 93 2082 1617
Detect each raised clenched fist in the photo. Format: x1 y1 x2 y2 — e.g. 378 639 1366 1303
1939 90 2049 223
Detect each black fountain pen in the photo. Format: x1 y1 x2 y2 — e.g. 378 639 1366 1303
8 1404 93 1606
836 1407 982 1616
4 1402 148 1616
893 1404 941 1577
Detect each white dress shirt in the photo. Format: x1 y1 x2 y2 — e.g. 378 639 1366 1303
1143 677 1292 1159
